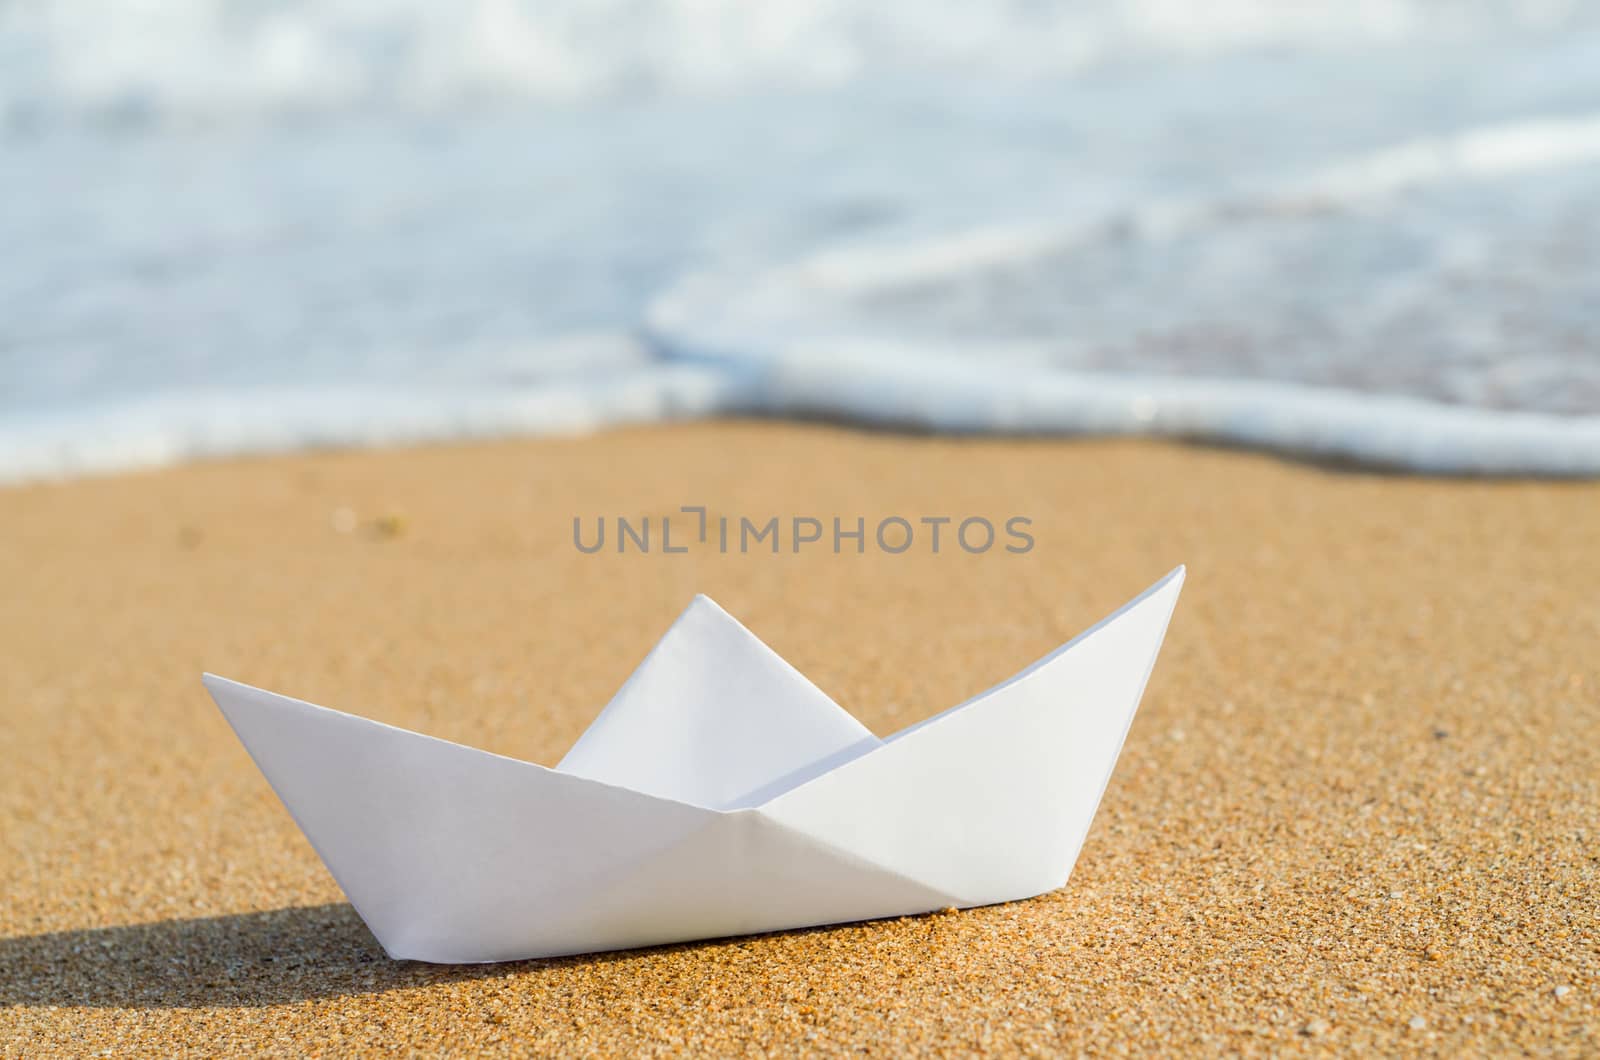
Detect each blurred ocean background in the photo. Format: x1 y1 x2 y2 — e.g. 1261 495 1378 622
4 0 1600 478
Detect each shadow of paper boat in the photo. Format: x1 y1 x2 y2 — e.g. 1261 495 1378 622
204 567 1184 964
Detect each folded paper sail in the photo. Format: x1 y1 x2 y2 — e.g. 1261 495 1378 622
204 566 1184 963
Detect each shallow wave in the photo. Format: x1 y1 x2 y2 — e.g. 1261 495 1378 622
4 0 1596 128
696 349 1600 476
0 364 739 483
4 7 1600 480
641 112 1600 475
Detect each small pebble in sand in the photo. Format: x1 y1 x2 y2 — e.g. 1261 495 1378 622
372 513 407 538
1408 1016 1427 1031
1300 1019 1330 1037
1553 985 1571 999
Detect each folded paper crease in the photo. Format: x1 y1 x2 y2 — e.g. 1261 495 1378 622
204 566 1184 963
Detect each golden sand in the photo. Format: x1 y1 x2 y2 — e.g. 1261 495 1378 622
1 422 1595 1056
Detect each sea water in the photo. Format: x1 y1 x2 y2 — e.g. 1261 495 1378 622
4 0 1600 479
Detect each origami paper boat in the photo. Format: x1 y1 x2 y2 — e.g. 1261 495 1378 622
204 566 1184 963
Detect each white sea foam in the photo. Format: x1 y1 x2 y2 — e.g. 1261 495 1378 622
711 348 1600 476
0 365 740 484
6 347 1596 483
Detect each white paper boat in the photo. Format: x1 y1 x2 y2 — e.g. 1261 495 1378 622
204 566 1184 963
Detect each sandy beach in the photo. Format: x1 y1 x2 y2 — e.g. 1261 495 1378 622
1 421 1595 1055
